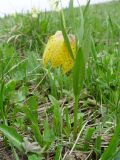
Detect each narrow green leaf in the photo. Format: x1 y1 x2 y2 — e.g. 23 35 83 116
49 95 62 136
77 5 84 44
64 106 71 135
108 14 114 34
83 0 90 16
43 119 55 145
31 124 42 145
0 125 23 151
84 127 95 150
69 0 84 45
82 27 91 63
60 10 74 60
101 122 120 160
73 47 85 96
54 145 62 160
94 136 102 158
69 0 76 34
79 115 83 131
23 106 42 145
91 36 97 60
73 95 79 139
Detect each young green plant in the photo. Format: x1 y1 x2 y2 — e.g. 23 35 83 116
60 0 91 139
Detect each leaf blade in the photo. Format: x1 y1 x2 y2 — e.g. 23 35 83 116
0 125 23 151
73 47 85 96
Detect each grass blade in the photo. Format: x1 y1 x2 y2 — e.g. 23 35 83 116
72 47 85 138
60 10 74 60
73 47 85 96
83 0 91 16
101 122 120 160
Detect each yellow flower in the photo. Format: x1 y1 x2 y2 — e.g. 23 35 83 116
43 31 75 73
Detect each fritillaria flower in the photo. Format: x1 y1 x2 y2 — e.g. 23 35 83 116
43 31 75 73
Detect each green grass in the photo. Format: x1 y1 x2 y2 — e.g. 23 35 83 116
0 1 120 160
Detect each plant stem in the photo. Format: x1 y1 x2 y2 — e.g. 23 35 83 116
0 52 6 124
73 95 79 139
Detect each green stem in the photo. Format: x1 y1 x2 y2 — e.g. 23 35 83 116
0 72 6 124
73 95 79 139
0 50 6 124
